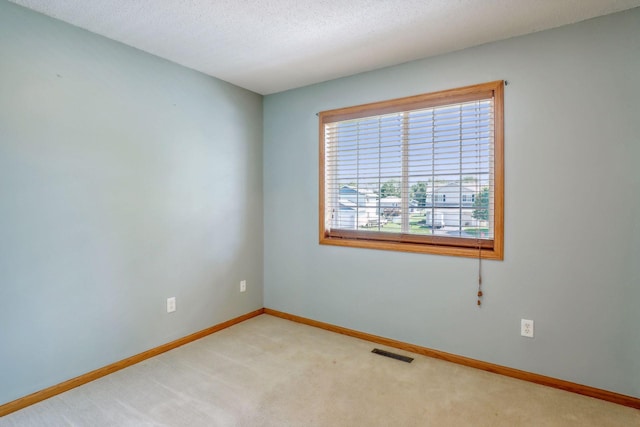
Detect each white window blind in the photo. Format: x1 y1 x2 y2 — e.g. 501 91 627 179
319 81 503 258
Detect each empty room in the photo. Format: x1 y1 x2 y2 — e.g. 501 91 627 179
1 0 639 425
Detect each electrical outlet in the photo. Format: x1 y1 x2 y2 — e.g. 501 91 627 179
240 280 246 292
521 319 534 338
167 297 176 313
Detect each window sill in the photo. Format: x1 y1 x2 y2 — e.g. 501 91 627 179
320 235 503 260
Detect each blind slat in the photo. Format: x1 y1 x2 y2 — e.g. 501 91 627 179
323 94 497 242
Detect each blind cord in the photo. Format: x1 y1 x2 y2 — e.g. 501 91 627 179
477 240 483 306
476 98 483 307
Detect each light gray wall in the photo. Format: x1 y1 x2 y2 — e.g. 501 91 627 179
0 1 263 405
264 8 640 398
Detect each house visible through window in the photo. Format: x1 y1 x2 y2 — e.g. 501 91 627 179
319 81 504 259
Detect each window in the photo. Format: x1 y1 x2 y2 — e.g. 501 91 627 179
462 194 476 204
319 81 503 259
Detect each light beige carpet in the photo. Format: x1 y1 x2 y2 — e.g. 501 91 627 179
2 314 638 426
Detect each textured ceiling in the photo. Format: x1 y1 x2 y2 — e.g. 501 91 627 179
9 0 640 94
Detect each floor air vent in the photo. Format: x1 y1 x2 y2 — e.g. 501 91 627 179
371 348 413 363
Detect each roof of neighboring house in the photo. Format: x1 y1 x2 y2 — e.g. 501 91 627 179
379 197 401 205
340 185 378 198
338 200 358 210
432 182 478 194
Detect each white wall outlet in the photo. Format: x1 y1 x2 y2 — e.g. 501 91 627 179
240 280 246 292
521 319 534 338
167 297 176 313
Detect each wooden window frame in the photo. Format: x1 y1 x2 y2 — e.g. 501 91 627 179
319 81 504 260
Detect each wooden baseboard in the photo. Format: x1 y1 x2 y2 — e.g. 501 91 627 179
0 308 265 417
264 308 640 410
4 307 638 416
